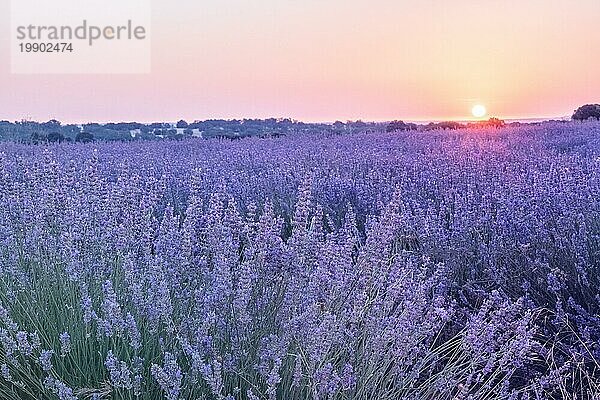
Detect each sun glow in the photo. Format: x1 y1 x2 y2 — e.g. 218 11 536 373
472 105 487 119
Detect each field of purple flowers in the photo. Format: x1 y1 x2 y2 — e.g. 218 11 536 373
0 122 599 399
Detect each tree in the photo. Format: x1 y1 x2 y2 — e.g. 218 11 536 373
30 131 45 144
47 132 65 143
437 121 464 130
487 117 506 128
177 120 189 129
386 120 410 132
332 121 345 130
423 121 465 131
572 104 600 121
75 131 94 143
42 119 61 130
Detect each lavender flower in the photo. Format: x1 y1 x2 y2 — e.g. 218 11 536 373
0 364 12 382
16 331 32 356
39 350 54 372
105 350 133 390
43 377 78 400
151 352 182 400
59 332 71 356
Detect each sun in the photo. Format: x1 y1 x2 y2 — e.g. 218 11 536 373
472 104 487 119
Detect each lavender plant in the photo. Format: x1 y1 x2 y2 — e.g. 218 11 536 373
0 122 598 399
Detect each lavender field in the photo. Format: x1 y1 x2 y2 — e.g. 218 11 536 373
0 122 599 400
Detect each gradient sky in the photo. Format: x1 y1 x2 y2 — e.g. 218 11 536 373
1 0 599 123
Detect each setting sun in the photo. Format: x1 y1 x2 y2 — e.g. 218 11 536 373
472 105 487 119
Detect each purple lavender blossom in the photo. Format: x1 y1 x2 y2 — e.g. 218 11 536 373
151 352 182 400
43 376 78 400
16 331 32 356
39 350 54 372
59 332 71 356
105 350 133 390
0 364 12 382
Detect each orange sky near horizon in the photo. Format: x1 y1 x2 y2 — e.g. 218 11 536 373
0 0 599 123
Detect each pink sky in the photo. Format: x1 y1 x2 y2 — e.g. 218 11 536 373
1 0 599 123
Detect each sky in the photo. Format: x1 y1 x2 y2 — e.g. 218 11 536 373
1 0 599 123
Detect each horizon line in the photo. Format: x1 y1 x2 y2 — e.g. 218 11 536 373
2 114 572 125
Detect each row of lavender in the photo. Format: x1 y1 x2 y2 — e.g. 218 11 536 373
0 122 598 399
